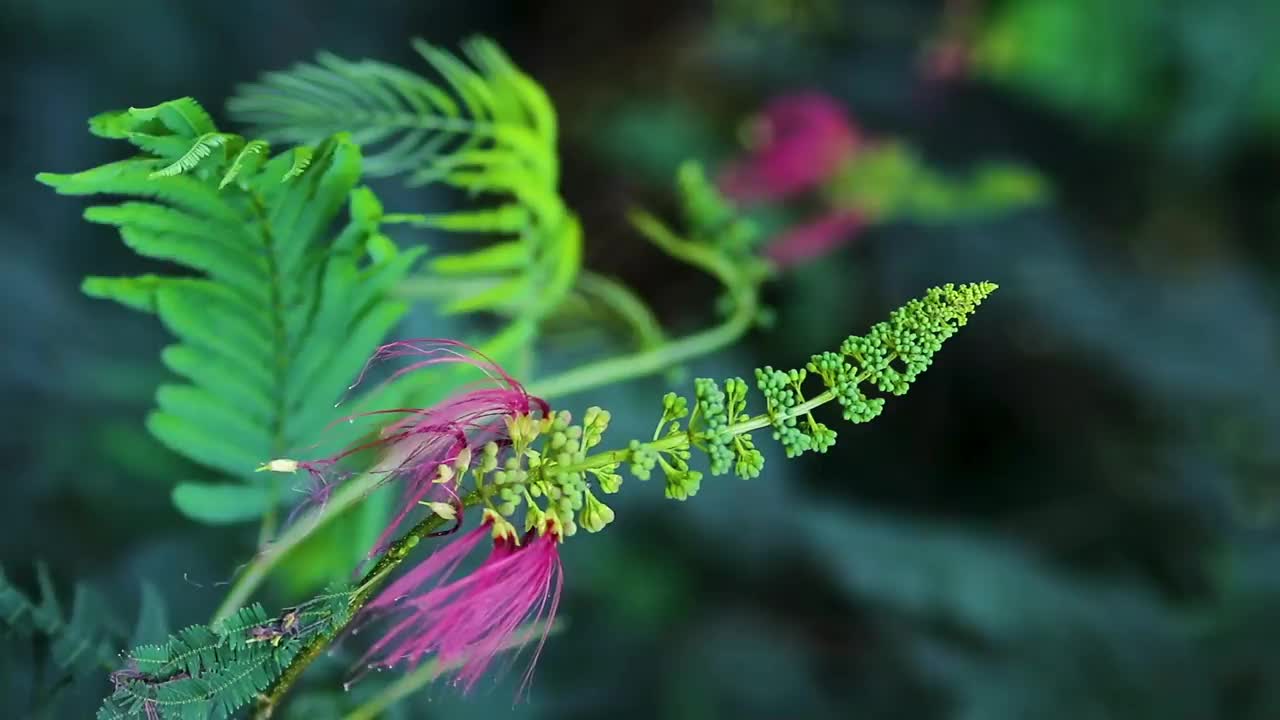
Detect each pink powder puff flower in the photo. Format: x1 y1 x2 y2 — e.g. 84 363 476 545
272 339 550 561
353 512 564 695
718 92 861 204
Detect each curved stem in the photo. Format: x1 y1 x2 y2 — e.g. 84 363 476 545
527 210 760 400
574 270 668 351
527 299 754 400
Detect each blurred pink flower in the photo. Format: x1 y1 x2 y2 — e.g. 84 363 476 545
763 210 866 269
718 92 860 204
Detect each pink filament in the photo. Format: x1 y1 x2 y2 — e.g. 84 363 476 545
284 339 549 560
357 528 563 695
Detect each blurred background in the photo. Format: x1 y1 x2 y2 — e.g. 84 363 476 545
4 0 1280 718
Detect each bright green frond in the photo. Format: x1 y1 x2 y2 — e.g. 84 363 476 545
149 133 240 179
220 139 270 189
231 37 582 381
42 96 422 525
97 588 353 719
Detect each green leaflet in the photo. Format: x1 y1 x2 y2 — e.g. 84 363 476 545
282 146 314 180
149 132 240 178
412 205 530 235
219 139 270 189
82 275 167 314
85 202 267 296
430 238 527 274
41 97 423 526
172 483 276 525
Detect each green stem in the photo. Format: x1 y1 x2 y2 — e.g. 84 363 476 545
726 389 836 435
574 270 668 351
252 492 483 719
527 301 753 400
527 210 759 400
553 389 838 477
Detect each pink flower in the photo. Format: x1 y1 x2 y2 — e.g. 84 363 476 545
763 210 866 269
718 92 860 204
354 514 564 695
286 339 549 560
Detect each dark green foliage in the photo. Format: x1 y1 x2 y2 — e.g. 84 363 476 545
38 98 423 525
97 587 353 720
801 504 1214 720
1 565 149 718
0 564 116 677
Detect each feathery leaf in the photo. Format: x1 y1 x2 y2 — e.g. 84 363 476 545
41 97 423 525
230 38 583 379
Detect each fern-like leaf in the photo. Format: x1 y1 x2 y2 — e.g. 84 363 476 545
149 133 240 179
39 98 424 525
97 587 353 719
0 564 117 678
219 139 269 189
230 37 582 377
281 146 314 181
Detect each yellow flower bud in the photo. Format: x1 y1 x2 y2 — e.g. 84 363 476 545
419 501 457 520
255 458 299 473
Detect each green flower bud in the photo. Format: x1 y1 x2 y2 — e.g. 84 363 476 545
579 490 616 533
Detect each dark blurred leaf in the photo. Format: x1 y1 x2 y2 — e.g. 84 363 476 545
130 581 169 648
